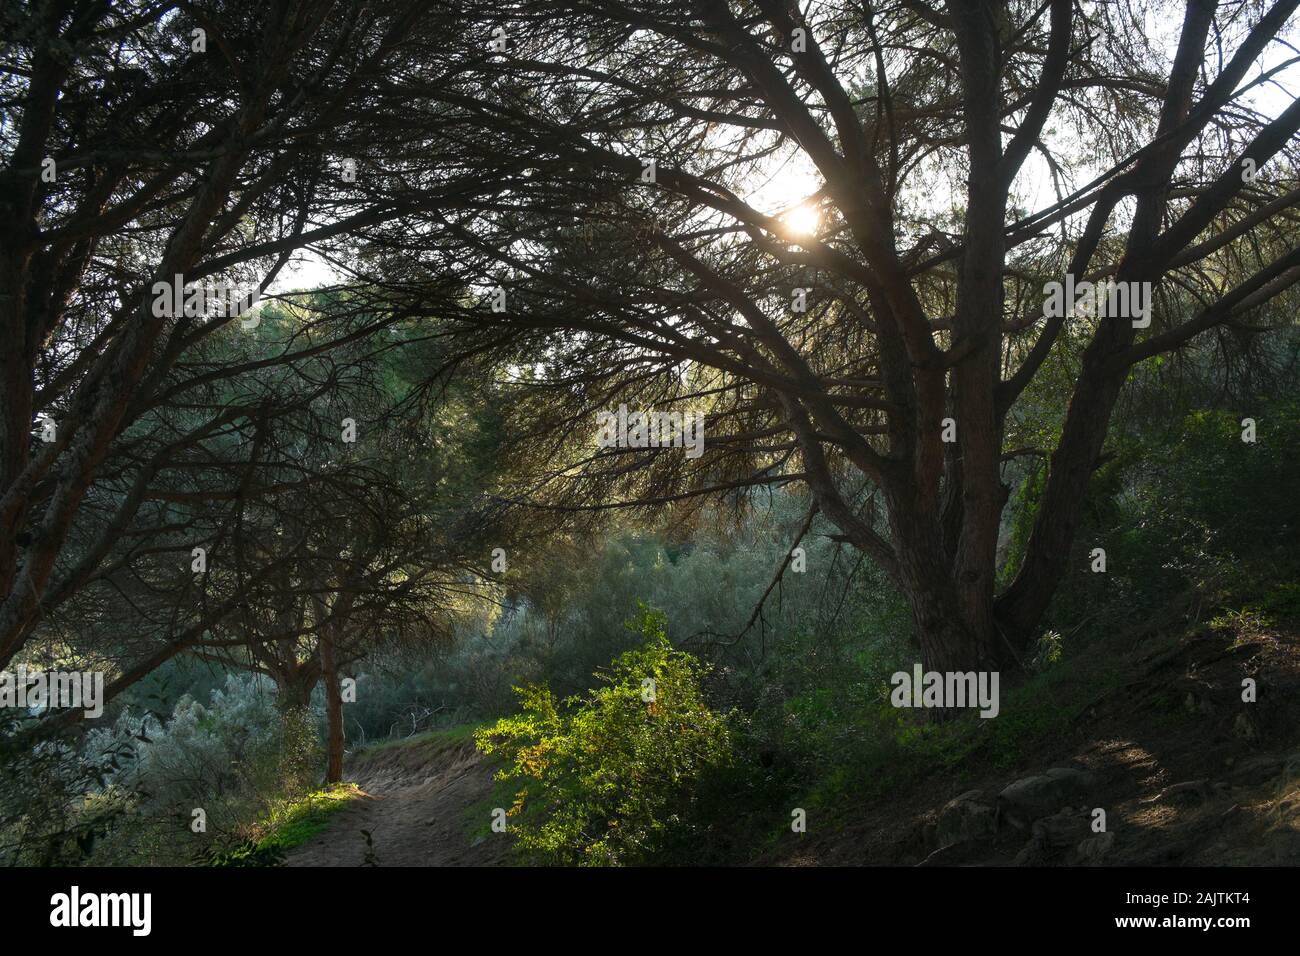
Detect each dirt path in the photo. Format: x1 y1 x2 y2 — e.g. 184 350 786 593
288 736 512 867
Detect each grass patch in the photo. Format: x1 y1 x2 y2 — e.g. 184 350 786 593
203 783 363 865
260 783 363 852
357 722 481 755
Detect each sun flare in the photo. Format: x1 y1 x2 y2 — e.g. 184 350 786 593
783 203 820 237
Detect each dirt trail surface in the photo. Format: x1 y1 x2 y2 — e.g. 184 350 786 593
288 735 511 867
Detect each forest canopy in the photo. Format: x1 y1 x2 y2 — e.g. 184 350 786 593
0 0 1298 872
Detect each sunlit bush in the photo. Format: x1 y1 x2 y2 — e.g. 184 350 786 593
475 608 733 865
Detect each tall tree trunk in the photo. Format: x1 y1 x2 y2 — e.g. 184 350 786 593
273 668 318 793
275 670 315 713
887 488 1014 709
901 563 1011 674
320 630 345 785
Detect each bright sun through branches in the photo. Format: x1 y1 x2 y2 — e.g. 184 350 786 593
782 203 820 237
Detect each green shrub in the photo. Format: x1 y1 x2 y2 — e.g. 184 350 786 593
65 674 325 865
475 607 733 865
200 838 288 867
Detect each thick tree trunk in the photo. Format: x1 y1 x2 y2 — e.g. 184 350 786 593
320 632 345 785
901 583 1010 723
888 492 1015 705
272 670 318 792
275 670 315 713
903 572 1011 673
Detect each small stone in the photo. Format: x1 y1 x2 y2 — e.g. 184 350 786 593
998 768 1099 829
1076 831 1115 863
1032 807 1090 849
936 790 996 846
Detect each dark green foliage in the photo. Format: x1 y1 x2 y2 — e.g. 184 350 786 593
200 839 288 867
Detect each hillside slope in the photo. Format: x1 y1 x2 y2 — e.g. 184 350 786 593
766 599 1300 866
